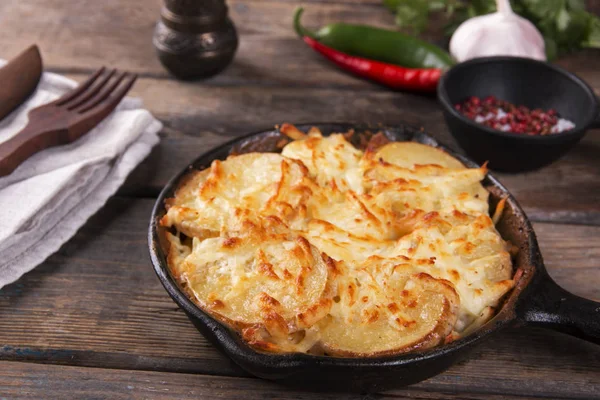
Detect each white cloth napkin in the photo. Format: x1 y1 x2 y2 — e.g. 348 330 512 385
0 62 162 289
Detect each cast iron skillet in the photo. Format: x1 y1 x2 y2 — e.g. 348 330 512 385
149 123 600 392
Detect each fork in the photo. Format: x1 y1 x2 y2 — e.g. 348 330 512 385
0 67 137 177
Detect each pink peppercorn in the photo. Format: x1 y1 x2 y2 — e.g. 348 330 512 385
454 96 574 136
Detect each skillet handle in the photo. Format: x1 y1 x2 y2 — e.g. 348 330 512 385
591 97 600 129
517 269 600 344
592 111 600 130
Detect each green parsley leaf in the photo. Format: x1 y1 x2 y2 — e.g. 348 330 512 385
520 0 563 20
584 14 600 48
385 0 431 34
428 1 448 12
566 0 585 12
384 0 600 58
544 36 558 60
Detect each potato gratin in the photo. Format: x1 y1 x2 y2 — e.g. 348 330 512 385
161 125 515 356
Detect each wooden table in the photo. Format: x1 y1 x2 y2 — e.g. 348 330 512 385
1 1 599 398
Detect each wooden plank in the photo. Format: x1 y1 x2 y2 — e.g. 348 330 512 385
0 360 571 400
107 75 600 224
1 328 598 399
0 197 241 376
0 0 394 84
0 197 598 399
496 132 600 226
0 1 598 398
127 136 600 225
1 1 599 224
1 0 599 90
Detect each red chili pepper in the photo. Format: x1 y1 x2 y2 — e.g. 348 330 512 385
303 36 442 93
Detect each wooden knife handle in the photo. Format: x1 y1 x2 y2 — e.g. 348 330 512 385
0 125 66 177
0 45 43 121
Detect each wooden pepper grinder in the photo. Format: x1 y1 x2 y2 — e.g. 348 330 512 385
153 0 238 79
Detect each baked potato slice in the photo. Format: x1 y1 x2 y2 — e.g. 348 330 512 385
282 133 364 193
161 152 312 237
319 266 459 356
180 232 332 340
373 142 466 169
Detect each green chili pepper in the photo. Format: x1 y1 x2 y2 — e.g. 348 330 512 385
294 7 455 69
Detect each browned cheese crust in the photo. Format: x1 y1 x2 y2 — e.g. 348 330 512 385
160 125 515 356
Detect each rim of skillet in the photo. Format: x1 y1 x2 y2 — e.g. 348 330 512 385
438 56 598 142
148 122 539 370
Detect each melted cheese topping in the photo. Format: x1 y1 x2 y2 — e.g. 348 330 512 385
162 129 514 356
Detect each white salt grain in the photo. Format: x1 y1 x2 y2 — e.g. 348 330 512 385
551 118 576 134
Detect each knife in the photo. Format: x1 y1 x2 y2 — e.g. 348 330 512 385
0 45 43 121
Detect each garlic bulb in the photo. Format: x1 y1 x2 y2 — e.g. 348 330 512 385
449 0 545 62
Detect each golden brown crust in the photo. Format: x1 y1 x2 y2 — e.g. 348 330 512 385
161 125 515 356
280 123 307 140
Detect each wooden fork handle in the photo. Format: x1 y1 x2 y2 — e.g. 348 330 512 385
0 124 67 177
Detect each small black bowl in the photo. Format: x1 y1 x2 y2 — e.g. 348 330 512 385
438 56 600 173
